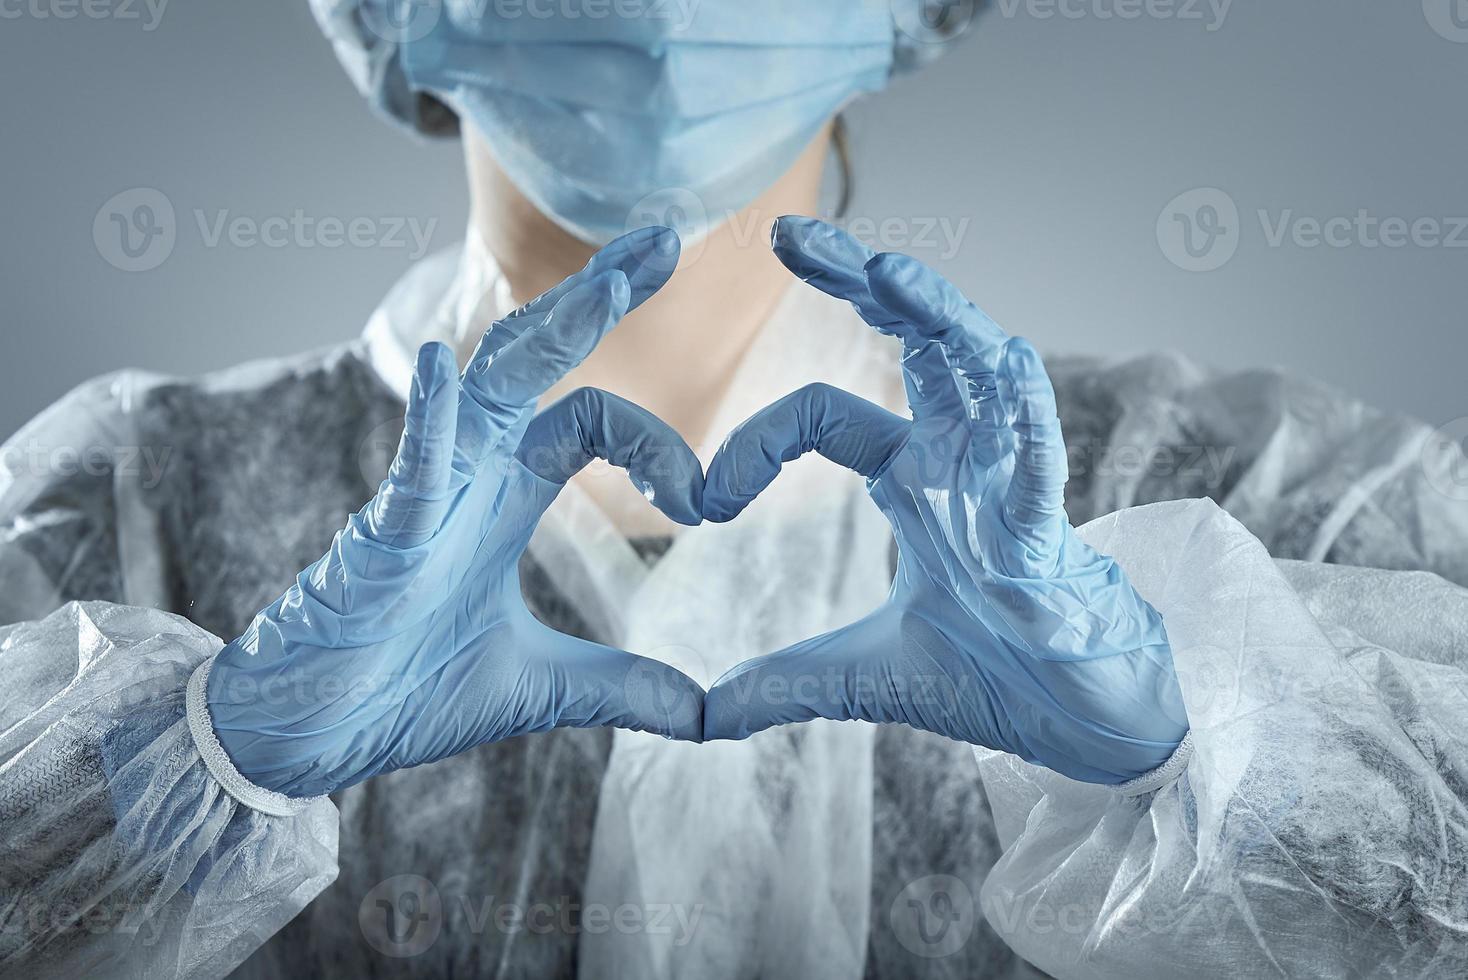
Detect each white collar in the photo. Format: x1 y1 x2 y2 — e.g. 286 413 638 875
361 229 517 402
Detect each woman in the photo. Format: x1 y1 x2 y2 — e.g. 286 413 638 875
2 1 1466 977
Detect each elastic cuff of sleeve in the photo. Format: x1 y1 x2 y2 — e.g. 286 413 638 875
186 655 322 817
1114 731 1194 797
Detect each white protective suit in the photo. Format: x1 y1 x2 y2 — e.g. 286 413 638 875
1 235 1466 978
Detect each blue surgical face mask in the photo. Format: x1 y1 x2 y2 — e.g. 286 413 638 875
393 0 896 245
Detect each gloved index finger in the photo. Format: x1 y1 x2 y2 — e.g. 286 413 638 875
999 338 1068 564
771 216 965 421
770 215 898 331
456 271 630 474
865 251 1009 437
703 383 908 523
518 387 705 526
864 251 1008 382
505 224 679 324
464 225 680 365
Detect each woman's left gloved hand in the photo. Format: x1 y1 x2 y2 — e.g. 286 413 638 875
701 218 1189 784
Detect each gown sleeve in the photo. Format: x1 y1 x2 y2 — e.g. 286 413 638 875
1050 353 1468 587
0 376 339 978
972 497 1468 979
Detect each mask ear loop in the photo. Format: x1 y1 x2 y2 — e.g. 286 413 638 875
831 114 854 218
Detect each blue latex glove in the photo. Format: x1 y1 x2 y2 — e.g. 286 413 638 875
701 218 1189 784
205 227 706 799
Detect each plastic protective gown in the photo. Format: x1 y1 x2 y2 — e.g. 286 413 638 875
1 238 1467 978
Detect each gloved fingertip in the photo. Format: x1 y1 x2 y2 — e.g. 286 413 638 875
701 683 757 742
564 269 631 329
700 495 748 524
623 664 706 743
770 215 831 263
667 682 707 744
699 462 752 524
624 225 681 303
1001 337 1057 417
411 339 450 385
863 250 918 291
660 479 706 527
594 266 631 301
640 472 705 526
770 214 809 245
866 252 944 329
608 269 632 314
602 224 666 254
1002 336 1044 374
407 343 457 431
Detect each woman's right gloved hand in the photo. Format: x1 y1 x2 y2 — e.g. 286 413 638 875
701 219 1189 785
200 227 706 801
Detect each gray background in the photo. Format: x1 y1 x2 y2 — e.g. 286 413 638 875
2 0 1465 438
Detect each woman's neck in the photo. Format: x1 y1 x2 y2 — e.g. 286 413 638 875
461 124 832 458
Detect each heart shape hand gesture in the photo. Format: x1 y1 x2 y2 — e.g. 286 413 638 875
202 219 1188 803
